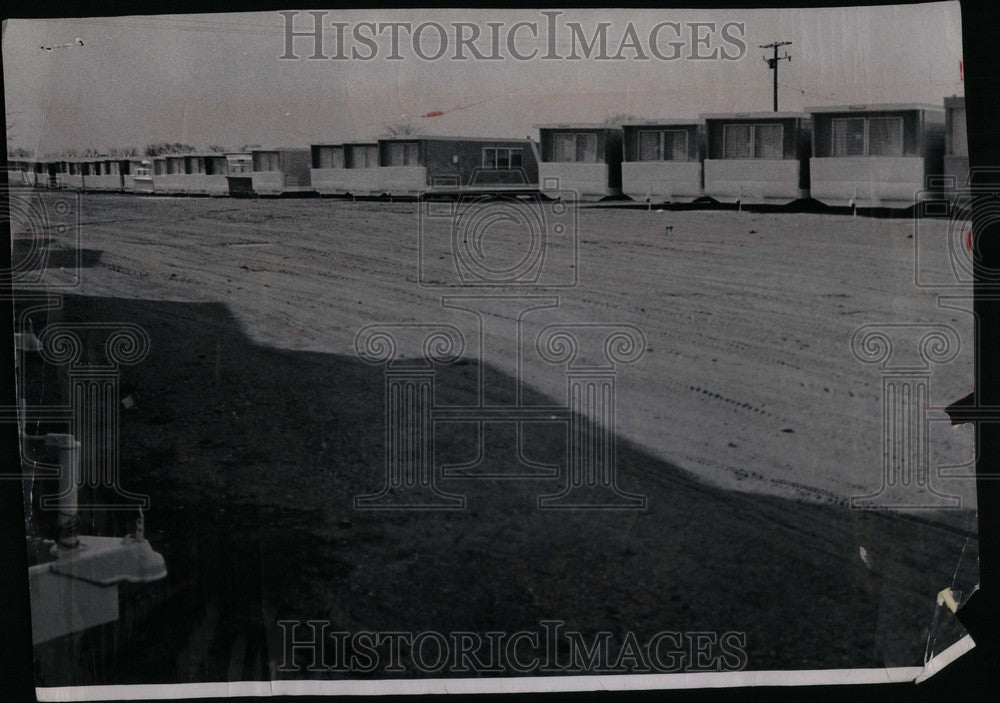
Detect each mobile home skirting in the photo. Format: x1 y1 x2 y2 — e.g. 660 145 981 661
538 162 618 200
310 167 383 195
378 166 429 196
703 159 807 204
152 174 231 195
808 157 927 207
622 161 703 202
84 174 125 192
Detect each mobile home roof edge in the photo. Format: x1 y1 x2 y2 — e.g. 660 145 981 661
247 147 310 153
622 119 703 127
804 103 945 114
377 135 535 142
699 112 811 120
153 151 251 159
533 123 620 129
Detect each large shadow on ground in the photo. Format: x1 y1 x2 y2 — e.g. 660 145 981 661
25 294 977 686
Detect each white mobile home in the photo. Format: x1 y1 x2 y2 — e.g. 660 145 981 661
621 120 704 203
310 142 381 196
228 148 314 196
702 112 812 205
808 104 945 208
535 124 623 201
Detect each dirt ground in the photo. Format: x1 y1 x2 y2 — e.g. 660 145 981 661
16 192 978 685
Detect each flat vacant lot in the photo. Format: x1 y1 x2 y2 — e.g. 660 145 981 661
20 193 977 684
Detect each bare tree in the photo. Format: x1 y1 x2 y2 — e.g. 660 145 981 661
383 123 422 137
7 146 34 158
109 146 140 157
207 145 227 153
239 143 263 151
144 142 196 156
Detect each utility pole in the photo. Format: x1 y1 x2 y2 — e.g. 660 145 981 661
760 41 792 111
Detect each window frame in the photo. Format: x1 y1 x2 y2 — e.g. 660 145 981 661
830 115 906 157
482 147 524 169
637 129 690 161
722 122 785 159
387 141 420 167
550 132 601 163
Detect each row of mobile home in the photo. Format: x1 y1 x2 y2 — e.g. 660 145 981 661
536 104 950 207
14 151 309 197
150 152 247 195
12 98 966 208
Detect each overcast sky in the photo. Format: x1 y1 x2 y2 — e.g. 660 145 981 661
3 3 963 155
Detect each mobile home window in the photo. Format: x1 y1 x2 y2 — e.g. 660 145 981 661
638 131 660 160
868 117 904 156
314 146 344 169
205 156 227 175
753 124 783 159
551 133 599 163
166 158 184 175
637 129 689 161
575 133 597 162
553 133 575 161
253 151 281 172
387 142 419 166
722 123 784 159
187 157 206 174
723 125 752 158
351 145 378 168
482 148 524 169
831 116 904 157
832 118 866 156
154 160 165 175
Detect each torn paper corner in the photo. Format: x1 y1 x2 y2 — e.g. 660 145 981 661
916 582 980 683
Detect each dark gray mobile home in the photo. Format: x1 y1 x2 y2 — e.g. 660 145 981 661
376 136 538 197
